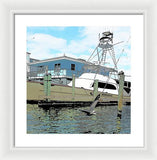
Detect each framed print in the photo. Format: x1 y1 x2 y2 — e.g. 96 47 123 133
15 14 144 148
0 0 157 159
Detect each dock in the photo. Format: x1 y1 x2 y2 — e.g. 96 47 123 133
27 81 130 107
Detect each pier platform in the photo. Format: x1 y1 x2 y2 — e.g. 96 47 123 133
27 81 130 107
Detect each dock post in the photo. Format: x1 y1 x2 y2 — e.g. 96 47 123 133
117 71 125 119
93 79 98 100
44 73 51 102
72 74 75 101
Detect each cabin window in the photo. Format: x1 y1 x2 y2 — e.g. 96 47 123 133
128 82 131 88
54 63 61 70
124 81 127 86
92 82 116 90
71 64 75 71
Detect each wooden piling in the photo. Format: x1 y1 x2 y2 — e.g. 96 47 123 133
117 71 125 119
43 73 51 102
93 79 98 100
72 74 75 101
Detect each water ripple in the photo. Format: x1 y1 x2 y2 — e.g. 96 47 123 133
27 104 130 134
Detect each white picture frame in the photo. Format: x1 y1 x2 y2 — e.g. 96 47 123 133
15 14 143 148
0 0 156 159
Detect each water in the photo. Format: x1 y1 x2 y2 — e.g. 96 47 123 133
27 104 131 134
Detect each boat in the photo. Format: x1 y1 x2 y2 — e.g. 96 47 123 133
68 72 131 97
68 73 118 95
67 30 131 97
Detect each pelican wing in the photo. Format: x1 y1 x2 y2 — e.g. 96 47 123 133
89 99 99 113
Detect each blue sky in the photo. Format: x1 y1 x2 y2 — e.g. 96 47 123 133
27 26 131 75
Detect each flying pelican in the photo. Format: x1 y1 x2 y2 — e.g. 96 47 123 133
80 94 100 116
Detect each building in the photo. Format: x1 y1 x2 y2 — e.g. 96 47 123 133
26 52 39 73
27 54 116 85
26 52 31 73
